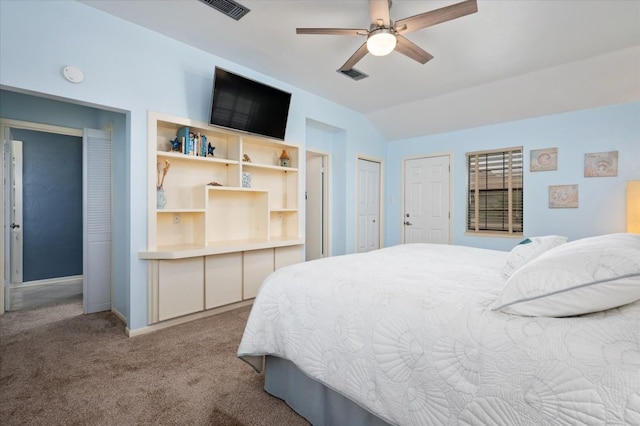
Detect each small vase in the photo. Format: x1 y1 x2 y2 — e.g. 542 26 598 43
157 188 167 209
242 172 251 188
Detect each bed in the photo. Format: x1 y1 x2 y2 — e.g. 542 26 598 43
238 233 640 425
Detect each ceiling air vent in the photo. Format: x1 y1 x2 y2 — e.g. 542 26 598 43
337 68 369 81
198 0 250 20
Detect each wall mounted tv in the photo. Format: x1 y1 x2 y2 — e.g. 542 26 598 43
209 67 292 140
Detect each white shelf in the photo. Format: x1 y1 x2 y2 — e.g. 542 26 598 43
157 208 205 214
206 185 267 193
157 150 239 166
139 238 305 259
144 110 302 258
242 162 298 172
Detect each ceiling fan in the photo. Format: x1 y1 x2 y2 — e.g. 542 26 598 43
296 0 478 72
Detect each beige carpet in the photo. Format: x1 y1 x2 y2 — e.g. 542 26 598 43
0 297 308 425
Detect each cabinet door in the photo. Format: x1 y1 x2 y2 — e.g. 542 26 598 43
243 249 274 299
205 253 242 309
158 258 204 321
275 245 303 270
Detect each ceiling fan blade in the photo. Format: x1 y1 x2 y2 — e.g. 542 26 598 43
296 28 367 36
339 42 369 71
369 0 391 27
395 35 434 64
395 0 477 35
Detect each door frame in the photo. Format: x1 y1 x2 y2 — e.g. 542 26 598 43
401 152 453 244
355 155 384 252
305 149 331 260
0 118 98 313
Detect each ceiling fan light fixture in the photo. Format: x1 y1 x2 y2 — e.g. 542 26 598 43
366 28 396 56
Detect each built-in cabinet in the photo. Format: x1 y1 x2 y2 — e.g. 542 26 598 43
140 111 304 325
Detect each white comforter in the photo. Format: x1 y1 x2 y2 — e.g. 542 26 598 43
238 244 640 425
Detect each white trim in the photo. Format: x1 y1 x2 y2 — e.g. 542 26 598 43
355 155 384 251
0 118 83 137
112 307 127 324
305 148 331 258
401 152 454 245
127 299 253 337
13 275 83 288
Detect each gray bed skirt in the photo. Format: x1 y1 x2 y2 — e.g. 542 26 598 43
264 356 391 426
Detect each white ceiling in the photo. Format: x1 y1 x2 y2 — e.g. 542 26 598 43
80 0 640 140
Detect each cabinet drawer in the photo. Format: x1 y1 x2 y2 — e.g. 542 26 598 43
205 253 242 309
243 249 274 299
275 245 303 270
158 258 204 321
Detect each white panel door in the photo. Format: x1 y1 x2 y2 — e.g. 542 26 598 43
83 129 112 314
404 156 451 244
357 158 380 252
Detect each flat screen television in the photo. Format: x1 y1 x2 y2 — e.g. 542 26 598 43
209 67 292 140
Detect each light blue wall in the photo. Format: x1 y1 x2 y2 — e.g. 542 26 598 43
0 90 101 128
385 101 640 251
0 0 386 330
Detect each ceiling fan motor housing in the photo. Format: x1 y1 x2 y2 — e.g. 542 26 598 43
367 28 397 56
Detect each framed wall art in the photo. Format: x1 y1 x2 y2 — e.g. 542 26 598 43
530 148 558 172
584 151 618 177
549 184 579 208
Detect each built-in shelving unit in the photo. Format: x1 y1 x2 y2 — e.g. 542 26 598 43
140 111 304 325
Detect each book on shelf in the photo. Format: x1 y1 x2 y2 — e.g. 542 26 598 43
177 127 190 155
176 127 210 157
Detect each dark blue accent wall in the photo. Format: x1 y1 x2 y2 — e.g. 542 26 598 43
13 128 83 282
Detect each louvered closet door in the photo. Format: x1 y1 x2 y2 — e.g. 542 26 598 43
83 129 112 314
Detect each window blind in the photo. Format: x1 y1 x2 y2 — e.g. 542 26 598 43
467 147 523 234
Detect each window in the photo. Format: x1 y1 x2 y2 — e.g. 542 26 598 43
466 147 523 235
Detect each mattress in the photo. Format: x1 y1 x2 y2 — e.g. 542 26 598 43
238 243 640 425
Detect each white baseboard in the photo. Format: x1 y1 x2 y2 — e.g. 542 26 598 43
14 275 83 288
111 307 127 325
126 299 253 337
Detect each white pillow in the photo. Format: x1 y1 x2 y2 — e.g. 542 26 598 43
492 233 640 317
501 235 568 278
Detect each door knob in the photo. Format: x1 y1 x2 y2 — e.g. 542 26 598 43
404 221 412 226
10 223 20 229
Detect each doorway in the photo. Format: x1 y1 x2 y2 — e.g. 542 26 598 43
2 119 112 313
356 157 382 253
6 128 83 310
305 150 329 261
403 155 452 244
